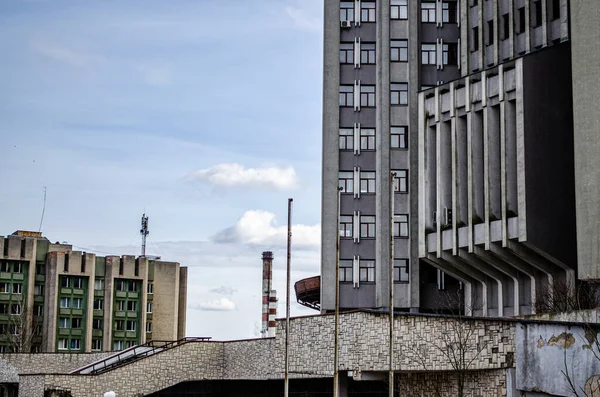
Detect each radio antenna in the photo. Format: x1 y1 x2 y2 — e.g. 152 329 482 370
140 214 149 257
38 187 47 232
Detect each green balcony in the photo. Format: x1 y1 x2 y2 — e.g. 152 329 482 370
94 290 104 297
34 296 44 303
0 314 9 321
59 308 70 315
127 311 138 318
92 329 103 337
93 309 104 317
71 329 82 336
60 288 72 294
0 294 10 301
72 309 83 316
0 272 11 280
58 328 70 336
126 331 136 338
114 311 125 318
128 292 138 299
12 274 24 281
115 291 127 298
113 331 125 338
146 314 152 320
73 289 85 296
35 275 45 282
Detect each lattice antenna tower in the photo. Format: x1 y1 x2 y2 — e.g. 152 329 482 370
140 214 149 257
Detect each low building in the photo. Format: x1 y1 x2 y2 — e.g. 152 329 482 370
0 230 187 353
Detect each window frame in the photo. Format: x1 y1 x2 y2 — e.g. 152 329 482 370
59 317 70 328
390 40 408 62
93 318 103 330
391 0 408 20
72 318 82 329
421 2 437 23
0 283 10 294
72 298 83 309
359 260 375 282
127 301 137 312
421 43 437 65
146 321 153 333
340 215 354 239
92 339 103 351
393 214 409 238
360 42 376 64
126 320 137 332
360 85 376 107
93 299 104 310
339 260 353 283
147 283 153 294
60 297 70 308
339 128 354 150
361 1 376 22
340 42 354 64
392 170 409 193
391 126 408 149
360 128 376 150
391 83 408 106
0 262 9 273
442 2 457 23
94 279 104 291
73 277 84 289
339 85 354 107
58 339 69 350
360 171 376 194
394 259 410 282
147 302 153 313
360 215 376 238
340 1 355 22
339 171 354 194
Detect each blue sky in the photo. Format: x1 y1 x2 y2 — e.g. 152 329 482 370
0 0 324 340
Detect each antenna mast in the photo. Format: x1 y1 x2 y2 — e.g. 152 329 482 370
140 214 149 257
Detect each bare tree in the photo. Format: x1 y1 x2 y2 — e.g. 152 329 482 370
1 302 43 353
535 280 600 315
561 324 600 397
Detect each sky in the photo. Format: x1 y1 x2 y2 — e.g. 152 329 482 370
0 0 324 340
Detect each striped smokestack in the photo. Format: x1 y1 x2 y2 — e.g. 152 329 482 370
261 251 277 337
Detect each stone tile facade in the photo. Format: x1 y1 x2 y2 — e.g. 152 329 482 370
2 312 517 396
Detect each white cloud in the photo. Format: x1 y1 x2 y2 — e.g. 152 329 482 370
210 286 237 296
32 41 105 67
285 4 321 32
186 163 299 190
212 210 320 251
192 298 236 311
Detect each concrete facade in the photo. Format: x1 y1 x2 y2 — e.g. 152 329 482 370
0 231 187 353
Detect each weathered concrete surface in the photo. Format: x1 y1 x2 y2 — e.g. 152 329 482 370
516 322 600 396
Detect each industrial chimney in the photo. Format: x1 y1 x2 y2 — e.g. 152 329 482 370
261 251 277 337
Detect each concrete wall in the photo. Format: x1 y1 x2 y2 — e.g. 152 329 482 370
152 261 180 341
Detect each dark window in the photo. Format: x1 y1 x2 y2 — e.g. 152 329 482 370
340 1 354 22
487 20 494 45
73 277 83 289
502 14 510 39
339 260 353 282
361 42 376 64
340 216 353 238
128 281 138 292
394 259 409 282
552 0 560 21
359 260 375 282
339 172 354 194
532 0 542 28
393 215 409 237
442 2 457 23
0 262 8 272
93 319 103 329
421 2 436 22
360 215 376 238
36 263 45 275
340 43 354 64
472 28 480 51
339 86 354 107
119 258 124 275
64 254 69 272
391 40 408 62
391 126 408 149
443 43 458 65
93 299 104 310
115 320 125 331
391 83 408 105
360 85 376 107
61 277 70 288
391 0 408 19
0 303 8 314
361 1 376 22
81 255 86 273
392 170 408 193
72 318 82 329
517 7 526 34
134 260 139 277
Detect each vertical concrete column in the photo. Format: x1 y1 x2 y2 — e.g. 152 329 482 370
493 0 500 65
435 88 442 258
481 72 491 251
450 83 458 256
465 78 474 253
177 266 187 340
25 238 36 350
43 252 62 352
460 0 470 74
103 256 119 351
514 59 527 241
524 0 531 52
83 253 96 352
418 92 427 259
508 0 515 59
498 65 509 247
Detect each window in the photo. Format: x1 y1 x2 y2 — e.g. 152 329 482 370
128 282 138 292
391 40 408 62
35 304 43 316
340 1 355 22
360 215 376 238
421 44 436 65
58 339 68 350
92 339 103 351
532 0 542 28
70 339 80 350
443 43 458 65
442 2 457 23
360 172 376 194
517 7 525 34
11 304 21 315
61 277 70 288
393 170 408 193
93 299 104 310
340 216 353 238
391 0 408 19
0 303 8 314
394 259 410 282
0 262 8 272
361 42 376 64
472 27 480 51
0 283 9 293
361 128 376 150
125 341 135 348
115 320 125 331
60 297 70 308
146 322 153 333
59 317 70 328
391 83 408 105
339 86 354 107
117 300 125 311
361 1 376 22
339 260 353 282
36 263 45 275
393 214 409 237
147 283 153 294
147 302 153 313
359 260 375 282
113 340 124 351
339 128 354 150
391 126 408 149
93 318 103 329
487 20 494 45
72 298 83 309
340 43 354 64
94 279 104 290
551 0 560 21
421 2 436 22
116 280 127 291
34 284 44 296
360 85 375 107
127 301 137 312
13 262 22 273
502 14 510 39
72 318 82 329
12 283 22 294
126 320 136 332
339 172 354 194
73 277 83 289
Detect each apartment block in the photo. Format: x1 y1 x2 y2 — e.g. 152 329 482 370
0 231 187 353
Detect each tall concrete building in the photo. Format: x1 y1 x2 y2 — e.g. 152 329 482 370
318 0 595 316
0 230 187 353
